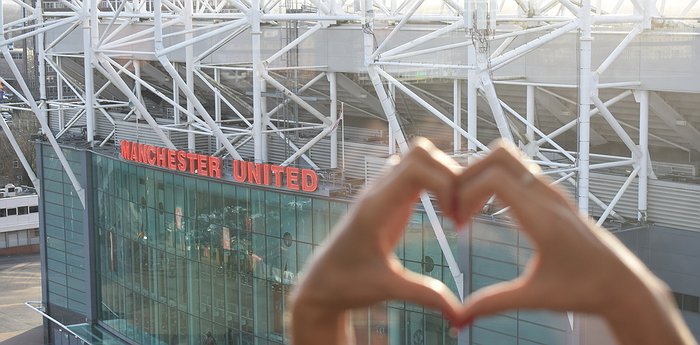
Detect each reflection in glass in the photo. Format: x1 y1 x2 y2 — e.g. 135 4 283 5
92 155 468 345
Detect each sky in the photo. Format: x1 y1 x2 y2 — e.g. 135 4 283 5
2 1 698 22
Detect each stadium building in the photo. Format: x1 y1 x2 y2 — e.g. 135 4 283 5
2 0 700 344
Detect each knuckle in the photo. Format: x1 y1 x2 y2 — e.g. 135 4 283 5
411 144 431 159
488 166 508 184
491 146 516 163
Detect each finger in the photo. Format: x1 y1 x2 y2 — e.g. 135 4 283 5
460 142 572 205
456 279 537 326
456 146 573 227
460 144 541 191
355 138 461 234
456 164 561 242
389 269 462 323
398 137 463 219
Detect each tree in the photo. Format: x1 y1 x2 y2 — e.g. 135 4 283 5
0 110 39 186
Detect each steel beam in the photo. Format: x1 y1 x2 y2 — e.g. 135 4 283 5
329 72 339 168
454 79 462 153
577 0 592 215
638 89 649 222
648 91 700 152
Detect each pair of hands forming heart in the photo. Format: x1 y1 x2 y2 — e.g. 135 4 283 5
289 138 695 345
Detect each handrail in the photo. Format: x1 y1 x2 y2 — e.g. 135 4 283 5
24 301 92 345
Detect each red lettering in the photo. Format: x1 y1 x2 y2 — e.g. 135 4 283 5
198 154 208 176
301 169 318 192
147 146 156 165
120 140 131 159
186 153 197 173
130 143 137 161
209 157 222 178
263 164 270 185
177 151 187 172
286 167 300 190
119 141 314 189
139 144 149 163
248 162 262 184
233 160 247 182
270 165 284 187
167 149 176 170
156 147 167 167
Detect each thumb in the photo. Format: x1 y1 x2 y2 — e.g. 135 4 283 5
457 279 537 326
390 270 462 323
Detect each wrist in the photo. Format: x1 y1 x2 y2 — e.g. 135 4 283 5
599 266 694 345
290 282 352 344
290 300 351 345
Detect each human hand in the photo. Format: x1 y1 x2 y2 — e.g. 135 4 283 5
453 142 696 345
289 138 465 345
290 138 696 345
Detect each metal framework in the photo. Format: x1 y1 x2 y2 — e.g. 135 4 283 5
3 0 700 342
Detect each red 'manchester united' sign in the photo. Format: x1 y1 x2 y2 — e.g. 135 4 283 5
120 140 319 192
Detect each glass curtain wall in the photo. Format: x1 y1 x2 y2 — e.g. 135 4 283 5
92 153 457 345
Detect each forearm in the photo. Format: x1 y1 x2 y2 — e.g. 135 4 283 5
603 275 696 345
290 303 353 345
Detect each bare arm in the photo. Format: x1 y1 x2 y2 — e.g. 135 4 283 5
290 139 697 345
453 142 696 345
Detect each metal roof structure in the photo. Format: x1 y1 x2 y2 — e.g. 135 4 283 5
2 0 700 325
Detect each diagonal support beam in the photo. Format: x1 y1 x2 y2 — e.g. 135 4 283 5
95 56 177 149
374 67 489 151
361 0 465 296
648 91 700 153
535 88 607 146
371 0 426 59
592 95 642 158
0 51 85 206
154 0 243 159
0 117 39 191
280 126 334 166
264 23 322 65
478 75 515 142
335 73 385 116
597 166 640 225
261 73 333 126
491 20 579 68
380 20 465 58
368 66 464 298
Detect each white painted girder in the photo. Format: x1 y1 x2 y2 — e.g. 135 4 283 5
5 3 699 320
535 88 608 146
648 91 700 153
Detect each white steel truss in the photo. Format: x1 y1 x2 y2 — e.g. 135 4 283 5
3 0 700 341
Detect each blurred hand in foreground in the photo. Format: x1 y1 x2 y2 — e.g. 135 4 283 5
452 142 696 345
290 139 697 345
290 138 464 345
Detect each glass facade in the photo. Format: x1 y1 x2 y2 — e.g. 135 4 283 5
469 222 568 345
40 146 88 317
39 143 569 345
91 153 459 345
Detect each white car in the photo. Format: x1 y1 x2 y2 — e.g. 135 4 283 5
1 112 12 121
